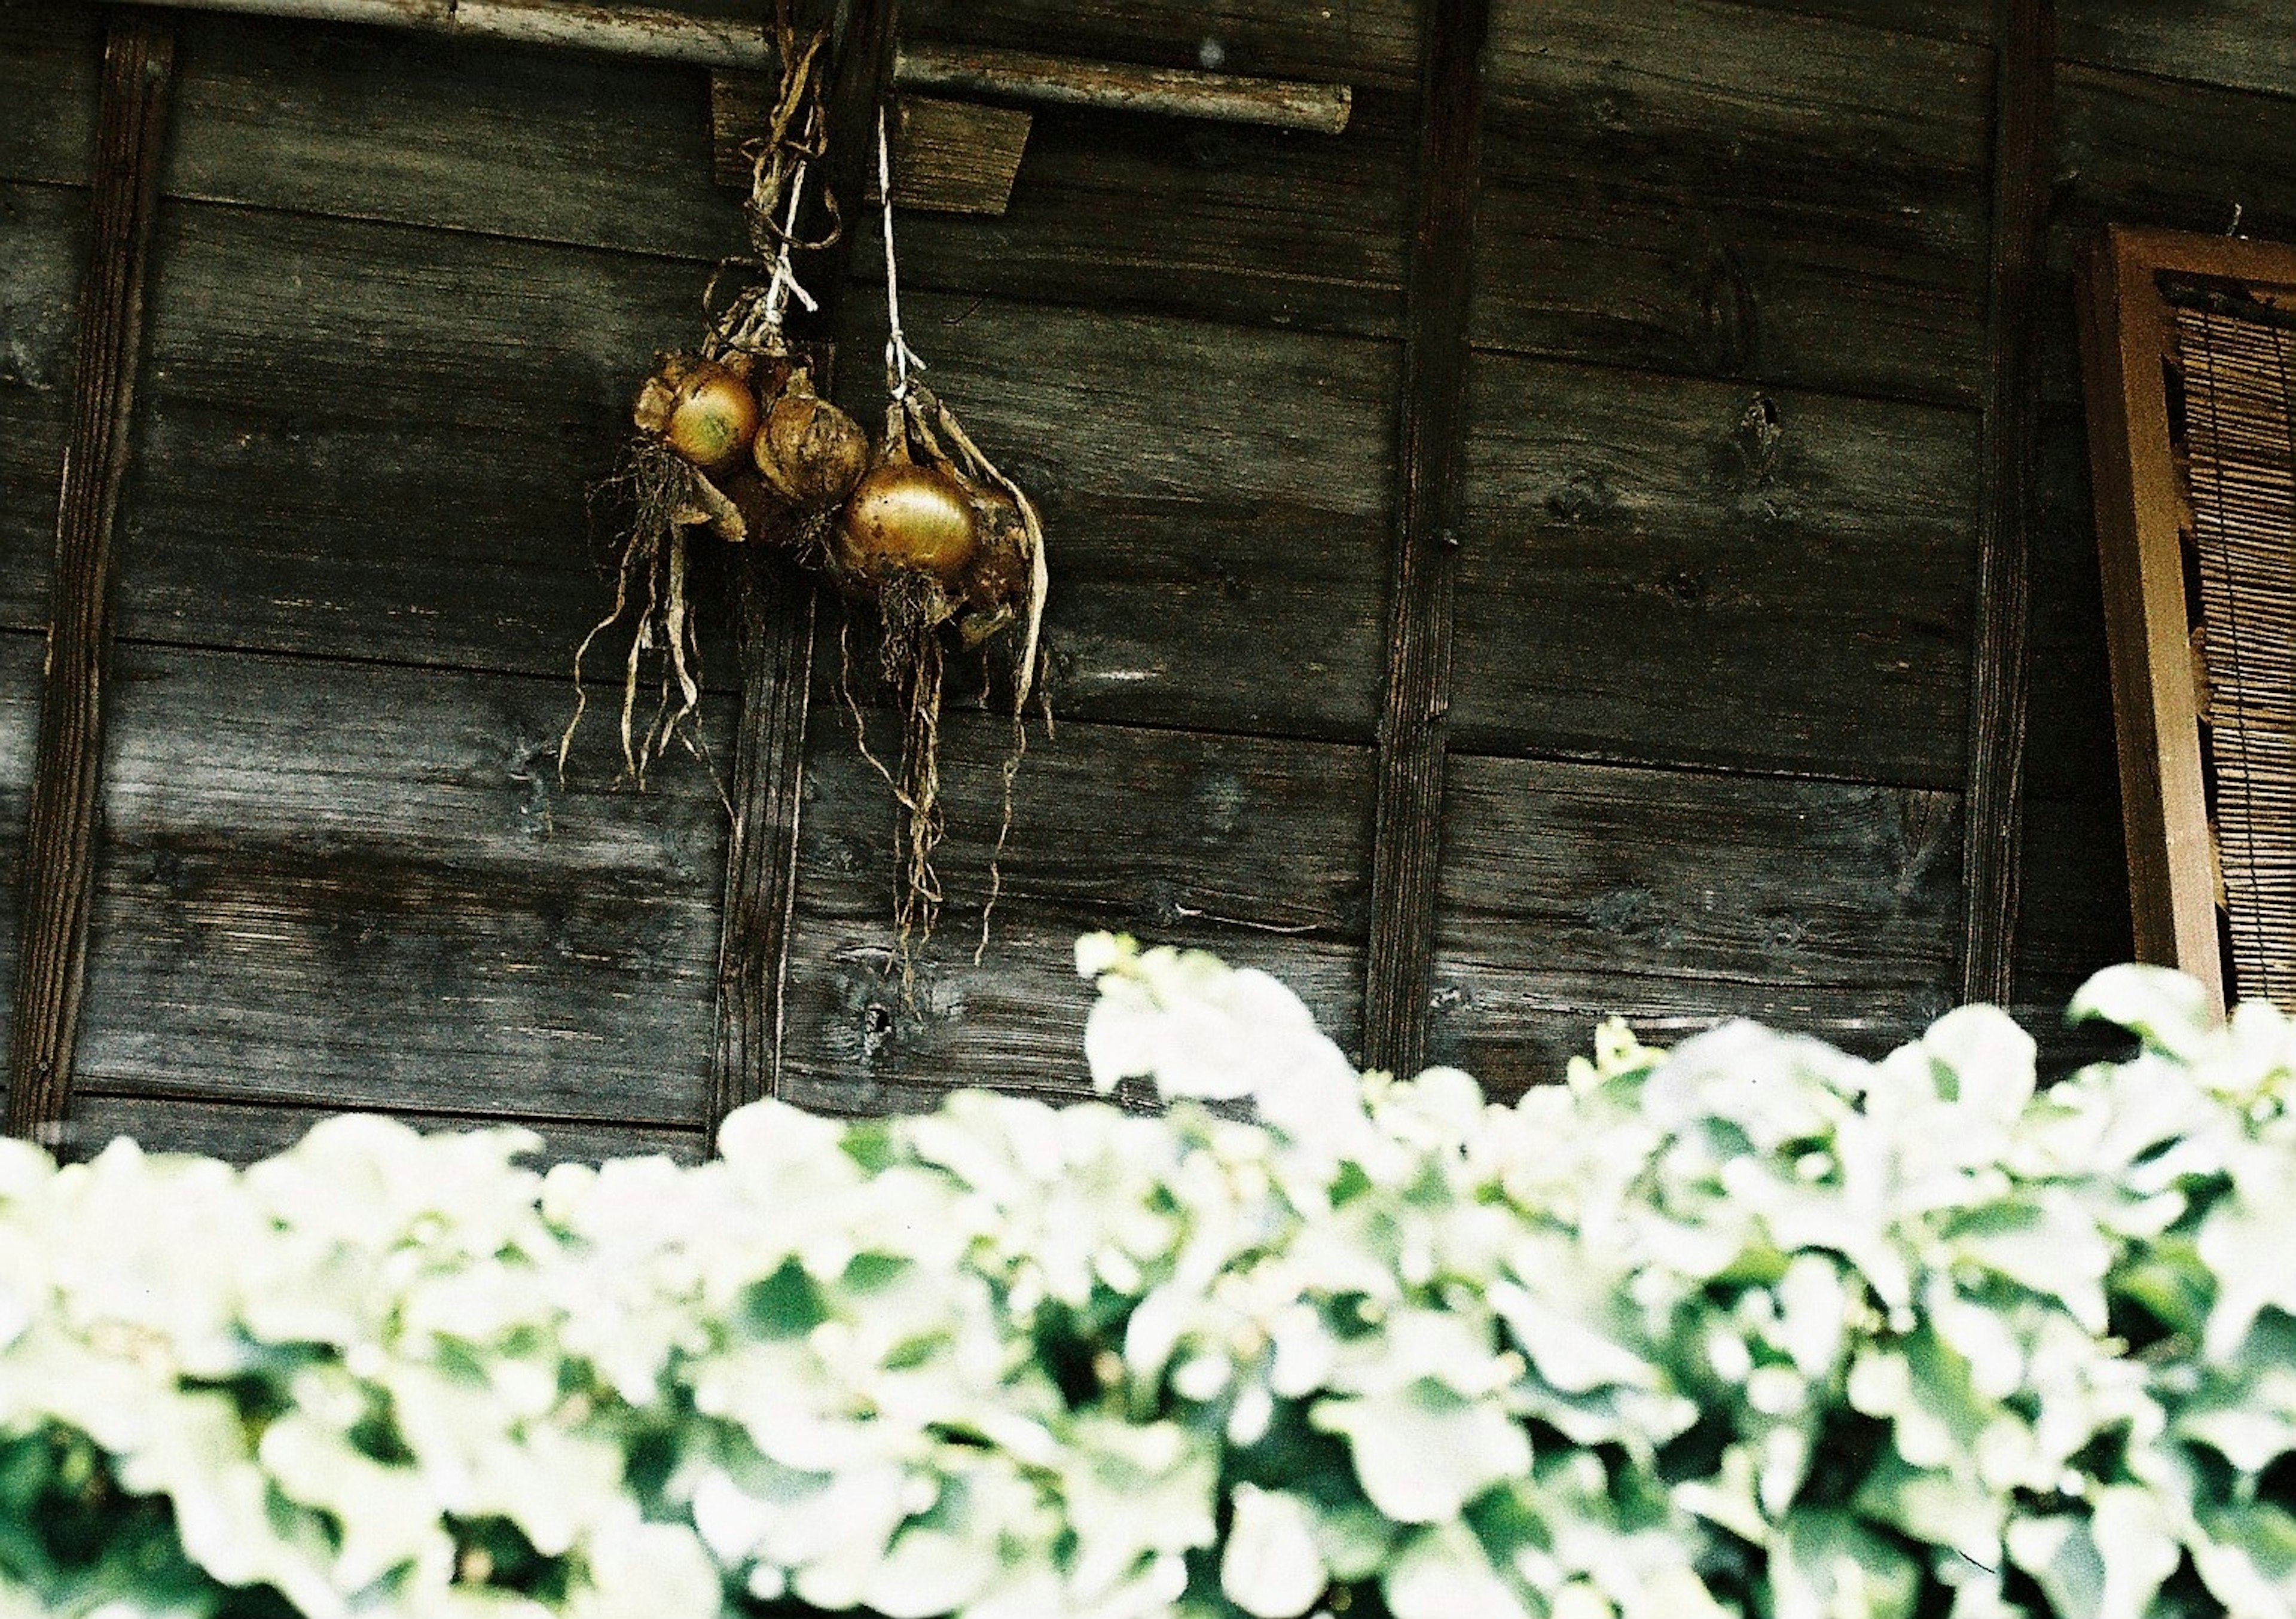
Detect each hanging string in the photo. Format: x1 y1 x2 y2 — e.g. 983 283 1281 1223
763 104 822 325
878 105 923 401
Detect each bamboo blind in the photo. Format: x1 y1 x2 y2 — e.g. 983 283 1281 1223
2173 299 2296 1010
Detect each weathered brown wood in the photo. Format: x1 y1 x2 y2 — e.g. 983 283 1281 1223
721 75 1032 216
2060 0 2296 101
897 0 1419 93
780 711 1372 1111
1430 754 1964 1099
0 2 100 188
112 0 777 69
1473 0 1992 404
7 14 173 1149
1452 354 1980 784
74 646 727 1123
893 42 1351 135
2024 411 2118 801
712 556 814 1131
66 1091 707 1168
845 93 1411 339
164 13 744 262
115 202 732 680
1360 0 1489 1082
2013 792 2133 1072
1959 0 2056 1007
827 288 1398 738
2074 227 2276 989
0 184 90 636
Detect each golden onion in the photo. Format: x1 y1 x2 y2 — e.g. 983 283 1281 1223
661 361 759 474
841 462 979 581
755 382 870 508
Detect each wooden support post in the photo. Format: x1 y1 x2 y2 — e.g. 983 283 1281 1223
708 0 899 1144
1361 0 1489 1079
6 13 175 1147
1959 0 2055 1007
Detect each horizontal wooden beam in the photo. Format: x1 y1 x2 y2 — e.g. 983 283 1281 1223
111 0 778 69
893 42 1352 135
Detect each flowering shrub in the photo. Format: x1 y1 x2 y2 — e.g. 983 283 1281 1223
2 939 2293 1619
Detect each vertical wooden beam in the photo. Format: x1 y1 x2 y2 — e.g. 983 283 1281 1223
1361 0 1491 1078
1959 0 2056 1007
709 0 898 1142
6 13 174 1147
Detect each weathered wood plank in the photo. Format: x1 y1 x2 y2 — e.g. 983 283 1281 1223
1959 0 2057 1006
778 711 1373 1112
1452 354 1981 784
65 1092 709 1168
0 1 99 187
117 0 777 72
118 201 735 682
0 631 43 1065
1721 0 1990 41
1361 0 1488 1081
0 183 87 634
8 14 175 1148
1430 754 1964 1099
162 12 747 262
74 647 729 1124
2060 0 2296 102
1473 0 1992 403
848 94 1412 338
897 0 1419 93
828 289 1399 739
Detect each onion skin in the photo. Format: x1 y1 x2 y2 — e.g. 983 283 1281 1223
755 386 870 508
663 363 759 474
840 463 980 582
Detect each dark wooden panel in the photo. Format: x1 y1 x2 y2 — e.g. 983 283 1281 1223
1430 753 1964 1099
898 0 1419 93
0 631 43 1067
780 710 1373 1112
118 201 738 682
2061 0 2296 100
2012 792 2135 1074
1471 0 1992 404
1452 353 1980 784
851 94 1411 338
75 647 728 1124
828 289 1398 740
65 1091 707 1168
1722 0 1989 40
2025 410 2120 803
0 1 99 187
0 182 86 633
163 13 746 262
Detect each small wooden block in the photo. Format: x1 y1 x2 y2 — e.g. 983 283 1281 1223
710 75 1031 216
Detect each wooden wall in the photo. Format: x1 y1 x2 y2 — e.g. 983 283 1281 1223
7 0 2282 1160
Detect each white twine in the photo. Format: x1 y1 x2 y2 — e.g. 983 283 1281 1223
879 105 923 399
762 109 821 326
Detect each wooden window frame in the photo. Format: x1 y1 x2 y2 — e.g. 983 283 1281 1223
2077 225 2296 1003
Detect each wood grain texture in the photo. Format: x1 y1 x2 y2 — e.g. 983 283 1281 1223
2011 790 2133 1071
0 1 99 187
116 202 734 682
0 184 88 635
1360 0 1488 1080
1452 353 1980 784
892 43 1351 135
115 0 777 71
899 0 1418 92
1473 0 1992 404
2024 411 2120 802
8 14 174 1147
1959 0 2056 1006
161 12 747 262
65 1091 708 1168
0 633 42 1064
2060 0 2296 100
778 711 1373 1112
847 94 1412 338
74 647 729 1125
1430 753 1964 1099
828 288 1399 739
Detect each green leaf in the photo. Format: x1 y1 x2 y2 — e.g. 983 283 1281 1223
1221 1486 1328 1619
1310 1382 1531 1525
1770 1510 1918 1619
